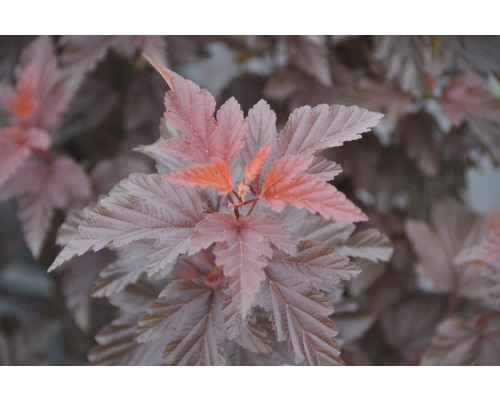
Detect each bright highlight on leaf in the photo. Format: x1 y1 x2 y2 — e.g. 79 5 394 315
168 159 233 194
244 144 270 185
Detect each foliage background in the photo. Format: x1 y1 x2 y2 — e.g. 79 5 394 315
1 34 500 366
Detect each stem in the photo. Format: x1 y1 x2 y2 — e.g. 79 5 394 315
245 197 259 217
232 190 243 203
227 193 241 220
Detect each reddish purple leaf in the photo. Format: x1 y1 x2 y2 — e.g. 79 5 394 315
146 57 246 165
277 103 383 156
270 241 360 292
456 229 500 265
238 100 279 193
0 127 50 188
439 74 500 126
338 228 394 263
344 78 412 130
137 280 226 365
261 154 368 222
18 36 72 129
190 213 296 328
49 174 203 273
406 198 489 299
259 263 343 365
2 156 90 257
422 316 500 365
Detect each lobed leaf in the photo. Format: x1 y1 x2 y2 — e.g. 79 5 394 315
190 213 296 330
2 156 90 257
0 127 50 188
259 262 343 365
277 103 383 156
136 279 226 365
145 56 246 164
338 228 394 263
168 159 233 194
238 100 279 193
261 154 368 222
422 317 500 365
49 174 202 272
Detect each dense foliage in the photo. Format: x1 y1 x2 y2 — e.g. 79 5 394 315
0 35 499 365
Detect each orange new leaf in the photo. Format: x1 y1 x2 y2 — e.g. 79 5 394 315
168 159 233 194
244 144 270 185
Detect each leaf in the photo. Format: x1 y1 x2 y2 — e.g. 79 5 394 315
422 317 500 365
232 313 274 355
88 316 167 366
145 57 246 164
49 174 203 273
259 263 343 365
455 230 500 265
261 154 368 222
373 35 432 95
305 157 343 181
286 36 332 87
18 35 72 129
405 198 489 299
92 242 153 298
277 103 383 156
280 207 356 249
0 127 50 188
379 294 447 361
168 159 233 195
338 228 394 263
2 156 90 257
136 280 226 366
61 251 110 332
60 35 135 91
244 145 270 185
134 119 186 174
190 213 296 327
439 74 500 126
6 64 38 123
238 100 279 193
393 111 442 176
270 241 360 292
344 78 412 131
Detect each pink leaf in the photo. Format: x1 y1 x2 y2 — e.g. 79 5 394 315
439 74 500 126
456 230 500 265
406 198 490 299
211 97 246 163
239 100 279 193
0 127 50 188
18 36 72 129
190 213 296 328
146 57 247 164
277 103 383 156
270 240 360 291
338 228 394 263
344 78 412 131
3 156 90 257
49 174 203 272
259 263 343 365
136 280 226 365
422 317 500 365
261 154 368 222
